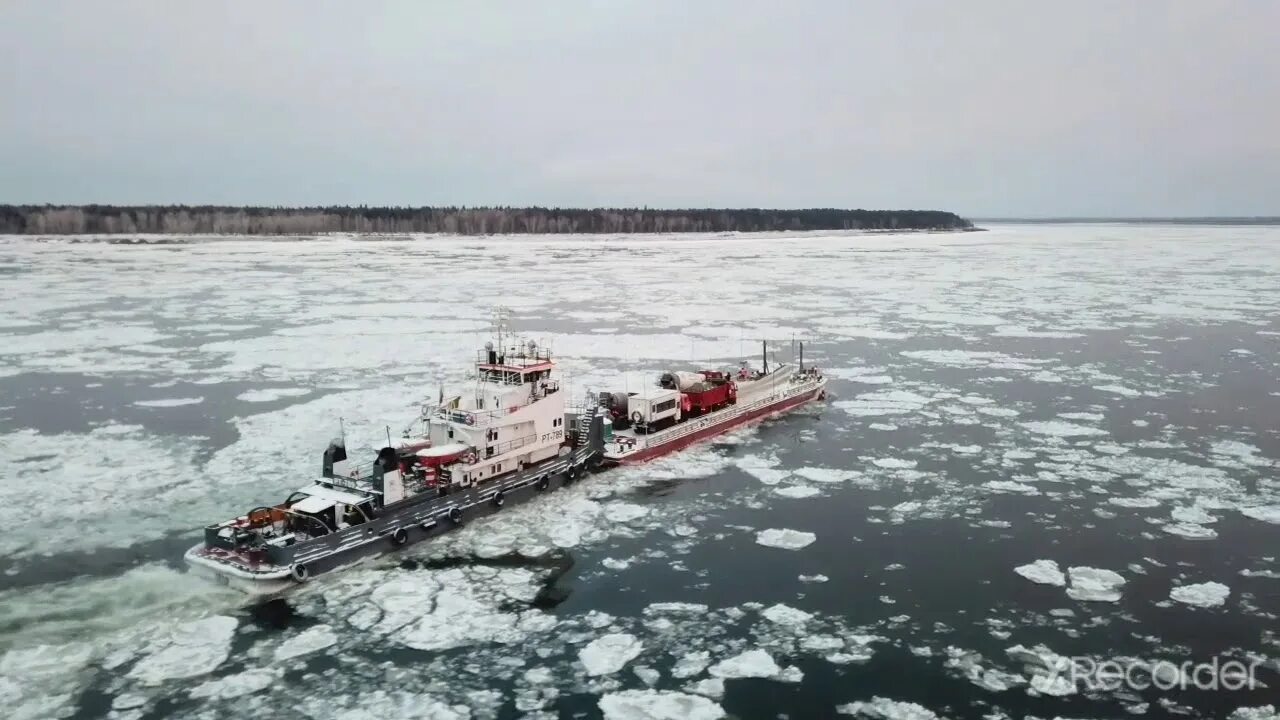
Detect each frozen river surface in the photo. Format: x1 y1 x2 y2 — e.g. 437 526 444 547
0 224 1278 720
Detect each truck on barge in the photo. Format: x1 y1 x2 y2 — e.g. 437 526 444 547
186 334 825 594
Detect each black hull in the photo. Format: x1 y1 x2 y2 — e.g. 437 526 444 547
187 417 605 593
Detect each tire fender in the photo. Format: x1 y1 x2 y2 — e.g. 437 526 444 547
390 528 408 546
448 506 463 524
290 563 310 583
492 491 505 508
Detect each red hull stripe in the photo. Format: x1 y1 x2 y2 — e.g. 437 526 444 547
617 389 822 465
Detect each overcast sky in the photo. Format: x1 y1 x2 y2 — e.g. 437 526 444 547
2 1 1277 216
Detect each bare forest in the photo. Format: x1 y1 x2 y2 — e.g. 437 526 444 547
0 205 973 236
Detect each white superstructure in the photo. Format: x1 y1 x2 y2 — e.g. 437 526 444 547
422 337 568 489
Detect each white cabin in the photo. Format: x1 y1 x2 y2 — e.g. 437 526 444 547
627 386 681 426
424 339 567 488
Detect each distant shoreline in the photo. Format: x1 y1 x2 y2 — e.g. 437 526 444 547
1 227 986 244
0 205 972 235
976 216 1280 225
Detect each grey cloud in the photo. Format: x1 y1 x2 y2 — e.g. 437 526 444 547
2 1 1277 216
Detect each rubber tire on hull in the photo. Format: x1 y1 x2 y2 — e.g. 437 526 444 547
290 564 310 583
448 507 463 524
492 491 505 508
391 528 408 546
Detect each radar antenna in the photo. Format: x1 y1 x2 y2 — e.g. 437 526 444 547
490 306 513 349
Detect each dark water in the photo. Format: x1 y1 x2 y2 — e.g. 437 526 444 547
0 226 1278 720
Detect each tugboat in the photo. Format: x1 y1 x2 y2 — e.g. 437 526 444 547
598 341 826 465
185 329 605 593
186 326 825 594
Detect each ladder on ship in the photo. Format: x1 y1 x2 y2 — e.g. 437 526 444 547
576 393 598 448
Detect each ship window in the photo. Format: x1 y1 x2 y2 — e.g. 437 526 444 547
495 463 501 472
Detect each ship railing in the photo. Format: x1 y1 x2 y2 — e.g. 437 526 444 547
432 406 506 427
638 390 791 446
569 390 598 415
485 432 539 458
474 347 553 365
333 458 378 483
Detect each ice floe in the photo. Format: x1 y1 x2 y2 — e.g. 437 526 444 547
133 396 204 407
273 624 338 662
984 480 1039 495
1242 506 1280 524
1170 581 1231 608
835 389 933 417
128 615 237 685
188 668 279 700
1110 497 1161 508
1229 706 1280 720
755 528 817 550
671 650 712 679
579 633 644 676
598 690 725 720
604 502 651 523
794 466 863 484
1162 523 1218 539
1171 505 1218 524
1021 420 1109 438
761 603 813 626
837 696 940 719
872 458 917 469
236 387 313 402
774 485 821 499
1066 567 1126 602
1095 384 1143 397
1014 560 1066 587
1005 643 1075 696
707 648 798 681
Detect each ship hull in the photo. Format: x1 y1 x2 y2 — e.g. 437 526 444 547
185 448 597 594
605 378 827 466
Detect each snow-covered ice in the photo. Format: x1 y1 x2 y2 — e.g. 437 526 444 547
579 633 644 676
1022 420 1109 438
837 696 940 719
1066 567 1126 602
755 528 817 550
1015 560 1066 587
707 649 795 681
598 690 725 720
761 603 813 626
273 624 338 662
774 485 821 499
1242 506 1280 524
236 387 313 402
1170 581 1231 608
128 615 237 685
133 396 204 407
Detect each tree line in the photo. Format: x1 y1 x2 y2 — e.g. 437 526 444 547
0 205 973 235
